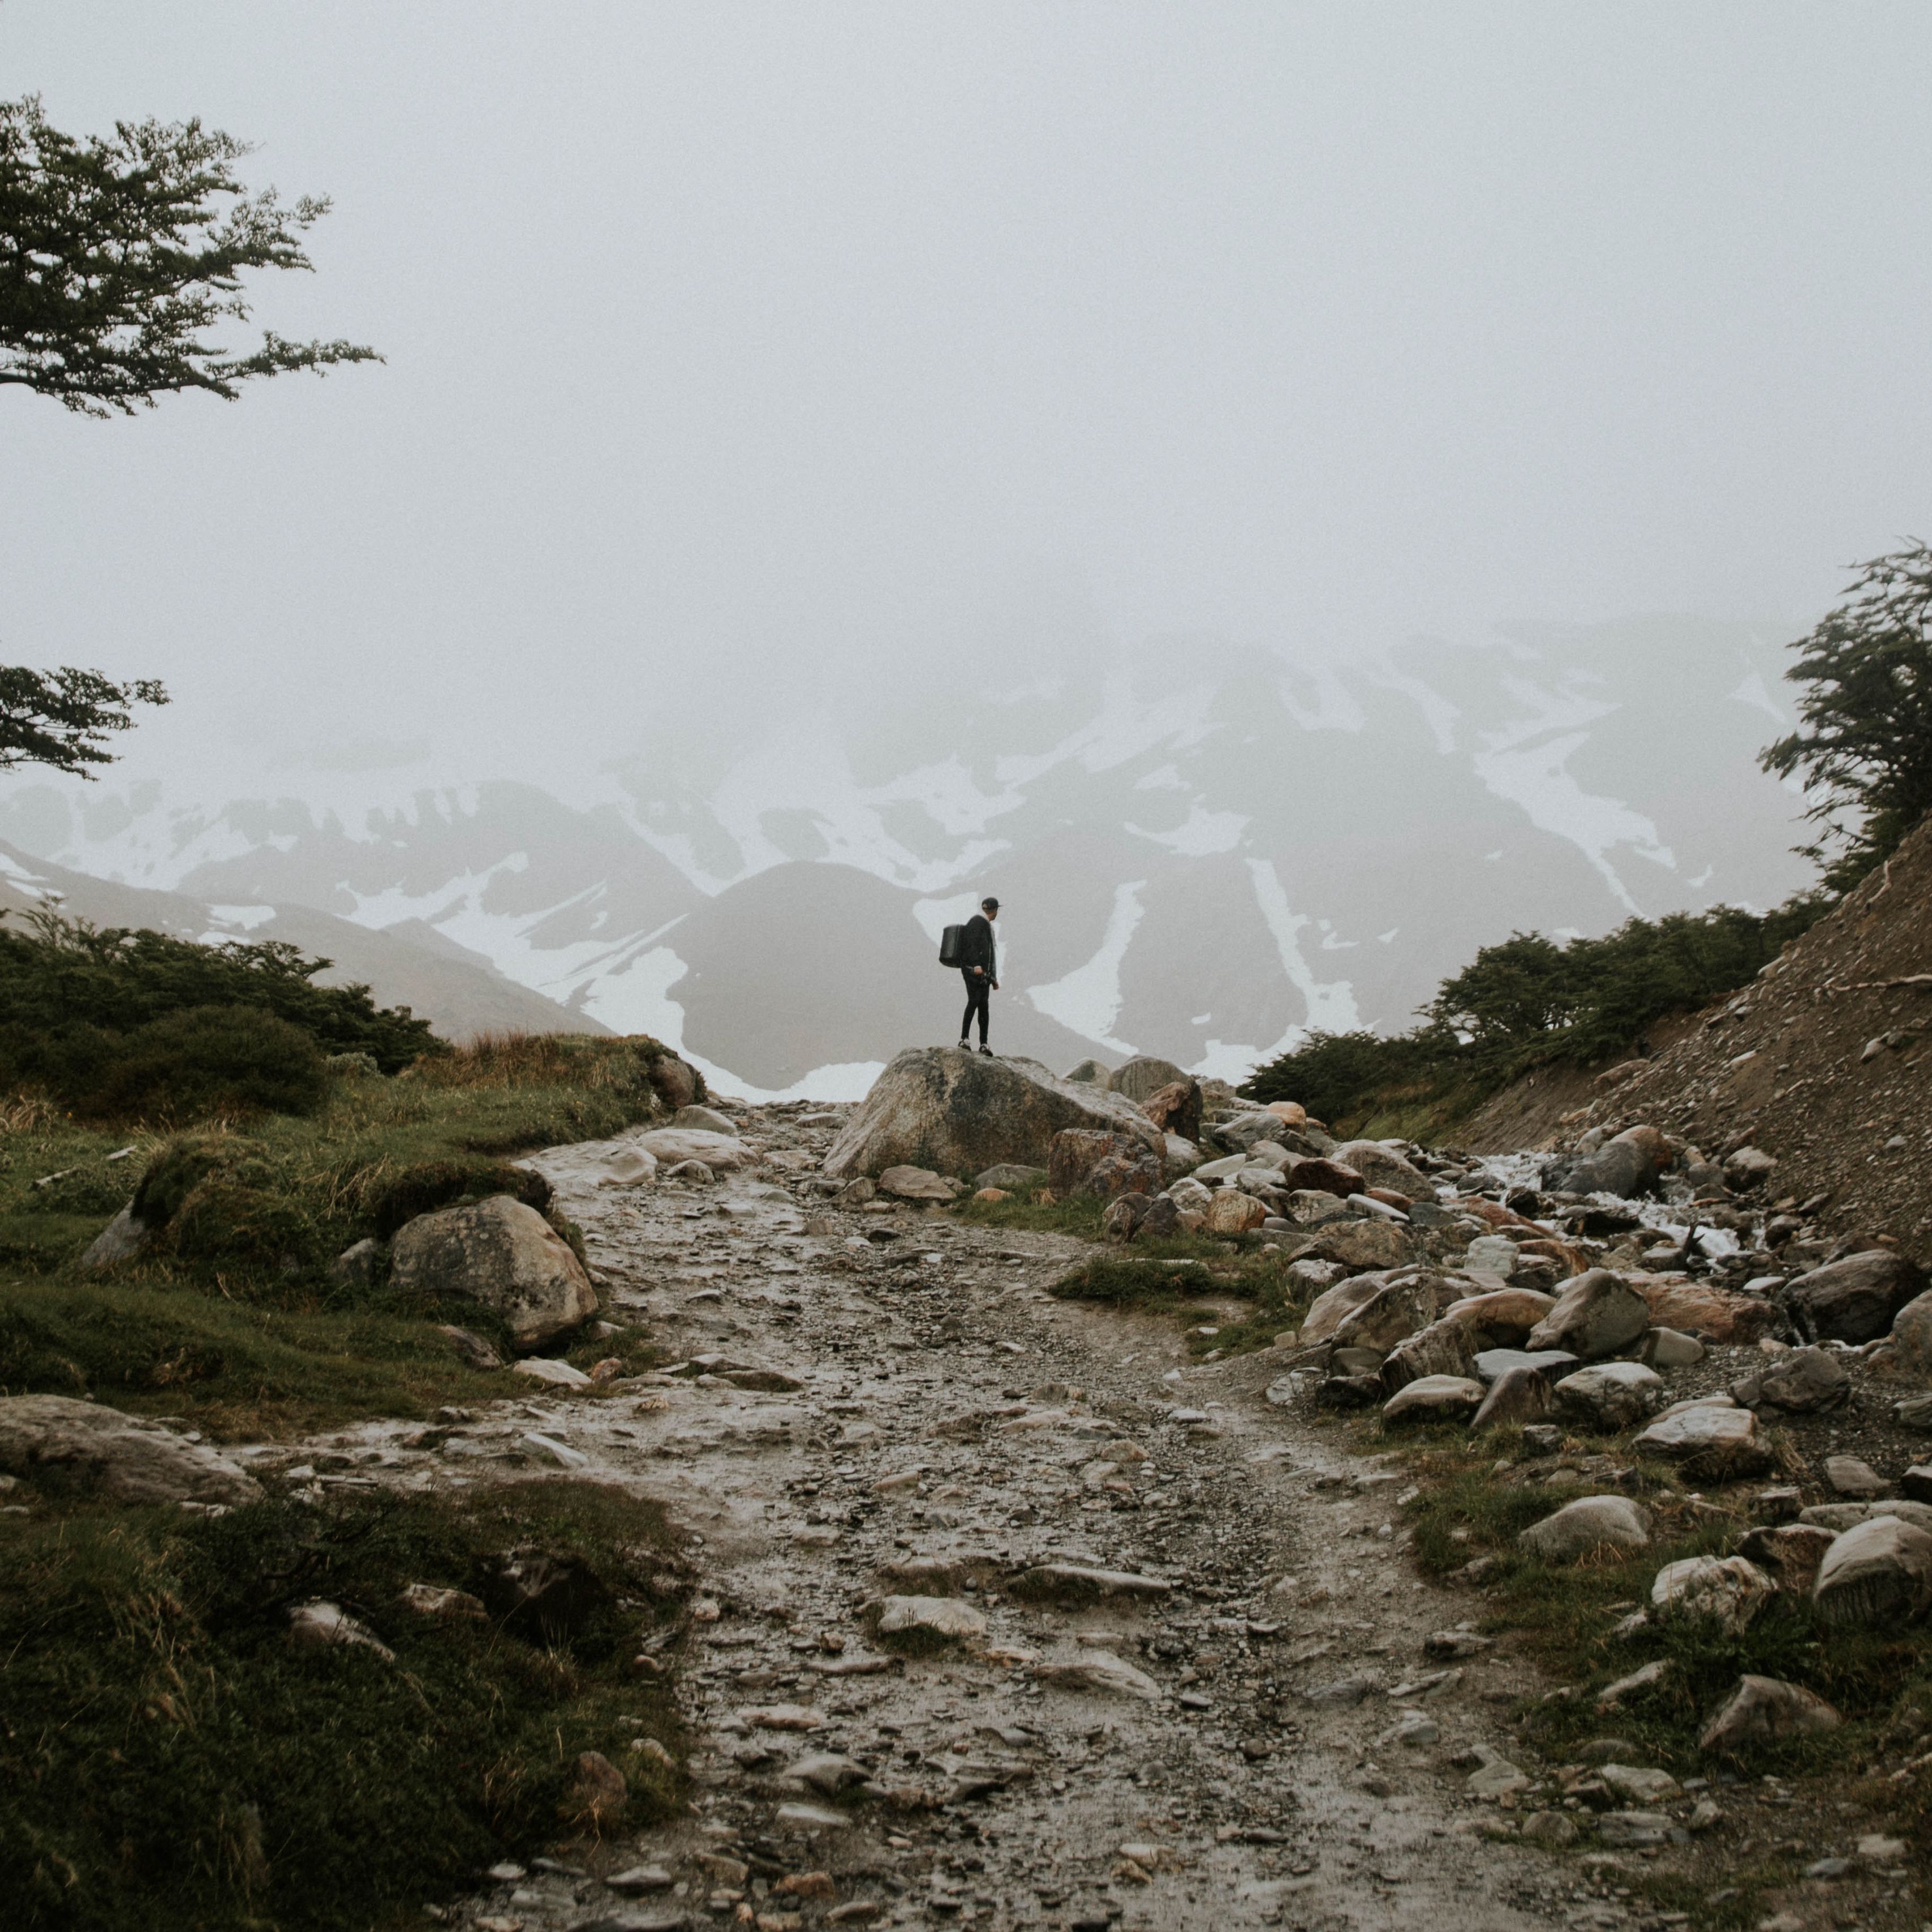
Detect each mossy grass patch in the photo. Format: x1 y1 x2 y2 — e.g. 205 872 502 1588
1048 1241 1312 1356
0 1479 689 1932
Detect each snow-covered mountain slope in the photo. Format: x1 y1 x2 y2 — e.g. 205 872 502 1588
0 621 1814 1096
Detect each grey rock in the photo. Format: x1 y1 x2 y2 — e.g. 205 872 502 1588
1527 1270 1653 1360
434 1324 504 1371
1737 1523 1836 1594
1800 1499 1932 1534
286 1599 394 1661
1471 1364 1554 1430
1826 1453 1888 1499
635 1127 748 1169
1032 1649 1161 1701
821 1048 1160 1181
391 1195 597 1350
1518 1494 1651 1561
0 1395 261 1507
1332 1276 1446 1354
1595 1811 1672 1848
1379 1311 1481 1392
1062 1058 1112 1088
1382 1374 1486 1422
1632 1402 1774 1479
1750 1344 1848 1413
1780 1250 1926 1343
1331 1139 1435 1201
1645 1327 1705 1369
976 1164 1046 1191
1698 1673 1841 1754
1599 1763 1682 1804
1813 1515 1932 1626
669 1104 738 1135
1649 1555 1774 1632
1544 1125 1671 1199
1110 1056 1188 1104
1519 1423 1564 1457
76 1203 149 1276
1473 1347 1578 1383
1552 1360 1666 1430
330 1237 383 1288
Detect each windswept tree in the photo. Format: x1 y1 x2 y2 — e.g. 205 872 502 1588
0 91 378 415
0 665 168 777
1762 541 1932 890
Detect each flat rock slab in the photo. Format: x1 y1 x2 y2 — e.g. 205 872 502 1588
1032 1649 1161 1701
0 1395 261 1507
1382 1374 1485 1422
1006 1564 1171 1602
1632 1402 1774 1479
1473 1348 1577 1384
1699 1673 1841 1753
873 1595 988 1641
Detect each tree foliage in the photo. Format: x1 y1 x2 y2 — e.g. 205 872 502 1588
0 663 167 776
0 93 378 414
0 909 441 1118
1761 541 1932 890
1241 894 1829 1128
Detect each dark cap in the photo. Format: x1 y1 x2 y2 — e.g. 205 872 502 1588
981 896 1000 911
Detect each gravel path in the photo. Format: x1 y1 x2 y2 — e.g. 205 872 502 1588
310 1111 1595 1930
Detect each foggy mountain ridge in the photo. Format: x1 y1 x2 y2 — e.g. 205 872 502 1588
0 621 1814 1099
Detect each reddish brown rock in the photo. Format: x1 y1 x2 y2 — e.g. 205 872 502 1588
1284 1157 1368 1200
1142 1079 1203 1143
1629 1279 1782 1345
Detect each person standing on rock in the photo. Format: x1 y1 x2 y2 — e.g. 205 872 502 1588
957 896 1000 1056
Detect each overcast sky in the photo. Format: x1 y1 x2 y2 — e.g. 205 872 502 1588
5 3 1931 797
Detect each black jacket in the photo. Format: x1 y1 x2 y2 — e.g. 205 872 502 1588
960 913 997 976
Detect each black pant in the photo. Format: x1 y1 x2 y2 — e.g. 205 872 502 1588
960 970 991 1045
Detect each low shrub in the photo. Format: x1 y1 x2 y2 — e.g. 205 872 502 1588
0 1482 688 1932
168 1180 320 1273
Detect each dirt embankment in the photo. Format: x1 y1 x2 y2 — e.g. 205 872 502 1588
1518 816 1932 1253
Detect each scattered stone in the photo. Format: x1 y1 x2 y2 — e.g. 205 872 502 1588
1551 1360 1666 1430
512 1357 593 1389
598 1146 660 1186
1632 1402 1774 1480
1301 1273 1393 1342
435 1324 504 1371
286 1599 394 1661
1519 1495 1651 1562
1780 1250 1926 1343
1812 1515 1932 1626
1745 1344 1849 1413
390 1195 597 1350
1736 1524 1837 1594
877 1165 961 1203
399 1582 487 1619
1649 1555 1774 1632
1599 1763 1681 1804
1825 1453 1888 1499
669 1104 738 1135
1520 1811 1577 1846
1202 1189 1267 1236
1800 1499 1932 1533
1595 1811 1672 1848
1382 1374 1486 1422
605 1866 675 1894
1645 1327 1705 1368
1471 1364 1553 1430
635 1126 748 1169
76 1203 150 1275
0 1395 262 1507
872 1595 988 1643
1032 1650 1161 1701
1595 1660 1668 1710
1526 1270 1653 1360
562 1750 628 1825
1006 1564 1172 1603
1698 1674 1841 1754
1519 1423 1563 1457
739 1703 827 1731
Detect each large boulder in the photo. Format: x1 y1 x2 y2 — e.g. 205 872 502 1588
0 1395 261 1507
1383 1375 1486 1422
1444 1290 1558 1346
1877 1288 1932 1376
1380 1312 1482 1392
390 1195 597 1350
1283 1156 1367 1199
1048 1129 1161 1200
1544 1125 1671 1199
1552 1361 1666 1431
1527 1270 1652 1360
634 1127 749 1170
1109 1057 1189 1105
1632 1402 1773 1480
1331 1276 1447 1354
1331 1141 1435 1201
1518 1494 1651 1562
1141 1079 1203 1143
821 1048 1159 1181
1202 1189 1266 1236
1811 1516 1932 1627
1301 1272 1393 1343
1745 1345 1849 1414
1698 1675 1841 1755
1780 1250 1927 1344
1628 1279 1782 1345
1309 1219 1415 1275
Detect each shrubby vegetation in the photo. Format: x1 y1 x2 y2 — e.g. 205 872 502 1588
1242 894 1830 1133
0 909 440 1120
1 1482 685 1932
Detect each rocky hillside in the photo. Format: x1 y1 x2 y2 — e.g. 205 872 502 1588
1534 815 1932 1250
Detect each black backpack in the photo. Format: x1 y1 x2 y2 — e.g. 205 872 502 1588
939 924 966 967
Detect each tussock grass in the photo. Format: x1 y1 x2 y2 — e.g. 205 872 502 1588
1391 1431 1932 1775
945 1187 1107 1238
0 1481 689 1932
1049 1241 1311 1355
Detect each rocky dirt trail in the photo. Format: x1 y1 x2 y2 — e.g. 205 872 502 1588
264 1106 1610 1932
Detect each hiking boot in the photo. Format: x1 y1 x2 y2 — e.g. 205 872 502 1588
978 1045 994 1056
957 1039 971 1052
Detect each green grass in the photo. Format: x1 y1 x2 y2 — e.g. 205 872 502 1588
946 1188 1108 1238
0 1479 689 1932
0 1036 673 1434
1387 1428 1932 1777
1048 1240 1313 1356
